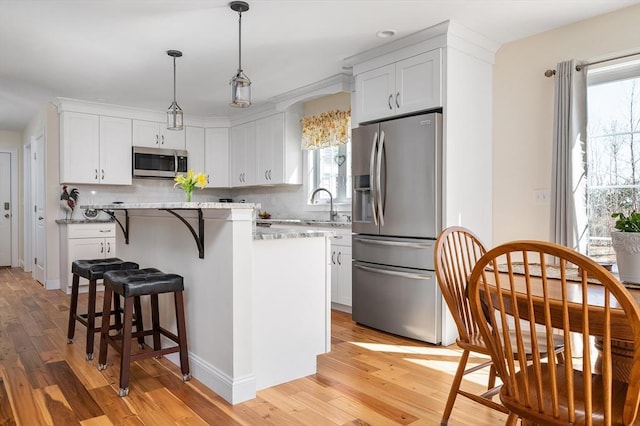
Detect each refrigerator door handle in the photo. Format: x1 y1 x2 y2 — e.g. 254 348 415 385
354 263 432 280
369 131 379 226
353 236 433 249
376 130 385 226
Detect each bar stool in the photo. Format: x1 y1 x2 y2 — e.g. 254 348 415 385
97 268 190 397
67 258 143 360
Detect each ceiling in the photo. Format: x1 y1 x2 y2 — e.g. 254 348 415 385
0 0 637 132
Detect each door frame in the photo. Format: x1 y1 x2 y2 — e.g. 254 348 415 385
0 148 19 267
23 143 32 272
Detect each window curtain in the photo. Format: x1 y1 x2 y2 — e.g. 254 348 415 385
549 60 589 253
301 109 351 150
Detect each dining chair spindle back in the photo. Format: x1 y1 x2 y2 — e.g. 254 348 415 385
434 226 508 425
468 240 640 425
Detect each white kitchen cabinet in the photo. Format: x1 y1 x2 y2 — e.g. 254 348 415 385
255 112 302 185
185 126 230 188
355 50 441 123
205 127 230 187
99 116 133 185
231 121 256 186
132 119 185 150
59 222 116 294
330 231 352 310
185 126 205 173
60 112 132 185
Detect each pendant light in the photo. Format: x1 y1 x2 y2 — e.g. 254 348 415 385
229 1 251 108
166 49 184 130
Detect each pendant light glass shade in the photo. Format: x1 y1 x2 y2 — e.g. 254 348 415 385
166 50 184 130
231 69 251 108
229 1 251 108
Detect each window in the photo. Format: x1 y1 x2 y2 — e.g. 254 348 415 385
586 61 640 261
306 142 351 204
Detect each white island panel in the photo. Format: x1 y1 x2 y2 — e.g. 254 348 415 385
253 236 331 390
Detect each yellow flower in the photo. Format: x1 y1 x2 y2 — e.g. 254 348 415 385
174 169 208 192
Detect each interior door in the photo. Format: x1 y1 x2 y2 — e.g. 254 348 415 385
33 134 46 284
0 152 11 266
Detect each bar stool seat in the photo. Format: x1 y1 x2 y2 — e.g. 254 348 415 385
67 257 142 360
98 268 190 397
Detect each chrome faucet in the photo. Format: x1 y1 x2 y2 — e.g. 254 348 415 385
310 187 338 222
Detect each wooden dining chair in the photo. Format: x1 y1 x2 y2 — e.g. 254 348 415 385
434 226 509 424
468 240 640 425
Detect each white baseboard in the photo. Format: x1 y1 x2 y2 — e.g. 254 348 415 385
45 279 60 291
160 336 256 404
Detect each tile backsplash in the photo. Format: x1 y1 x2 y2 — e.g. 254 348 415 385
61 179 348 221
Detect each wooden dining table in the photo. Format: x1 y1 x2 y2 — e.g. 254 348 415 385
480 265 640 383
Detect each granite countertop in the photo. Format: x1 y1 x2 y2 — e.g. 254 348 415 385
257 218 352 229
253 227 334 241
55 219 114 225
80 202 260 210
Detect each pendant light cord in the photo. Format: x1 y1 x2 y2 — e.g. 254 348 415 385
173 56 177 104
238 11 243 71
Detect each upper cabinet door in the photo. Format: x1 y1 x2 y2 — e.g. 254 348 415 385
355 63 395 124
60 112 100 184
354 49 442 124
205 127 229 188
99 116 132 185
230 122 256 187
185 126 205 174
160 127 186 150
132 120 161 148
395 50 442 116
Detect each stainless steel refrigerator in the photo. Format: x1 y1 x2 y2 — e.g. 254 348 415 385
351 112 443 344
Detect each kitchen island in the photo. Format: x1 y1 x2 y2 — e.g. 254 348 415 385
81 202 332 404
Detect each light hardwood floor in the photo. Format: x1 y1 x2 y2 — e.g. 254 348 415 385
0 266 507 425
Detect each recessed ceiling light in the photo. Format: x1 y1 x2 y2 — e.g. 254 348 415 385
376 29 396 38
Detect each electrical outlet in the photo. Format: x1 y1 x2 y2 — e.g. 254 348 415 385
534 189 550 205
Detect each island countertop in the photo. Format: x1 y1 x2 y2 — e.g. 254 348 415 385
80 201 260 210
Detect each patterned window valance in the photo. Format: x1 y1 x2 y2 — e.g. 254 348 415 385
300 109 351 150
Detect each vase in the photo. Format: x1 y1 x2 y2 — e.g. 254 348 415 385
185 189 193 202
611 231 640 284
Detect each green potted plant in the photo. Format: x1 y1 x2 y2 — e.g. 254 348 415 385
611 211 640 284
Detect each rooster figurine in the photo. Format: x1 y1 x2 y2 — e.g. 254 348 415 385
60 185 79 219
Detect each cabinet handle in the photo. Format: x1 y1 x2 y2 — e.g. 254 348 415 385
207 175 210 184
101 169 105 180
395 92 400 108
100 241 104 254
268 169 272 180
99 229 112 233
161 135 165 145
337 251 342 265
107 242 111 254
265 170 268 180
388 94 393 110
331 251 336 265
155 134 159 145
95 169 98 180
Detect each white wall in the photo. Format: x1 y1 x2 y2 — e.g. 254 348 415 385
492 4 640 245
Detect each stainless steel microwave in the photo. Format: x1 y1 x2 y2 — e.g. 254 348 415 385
132 146 188 178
